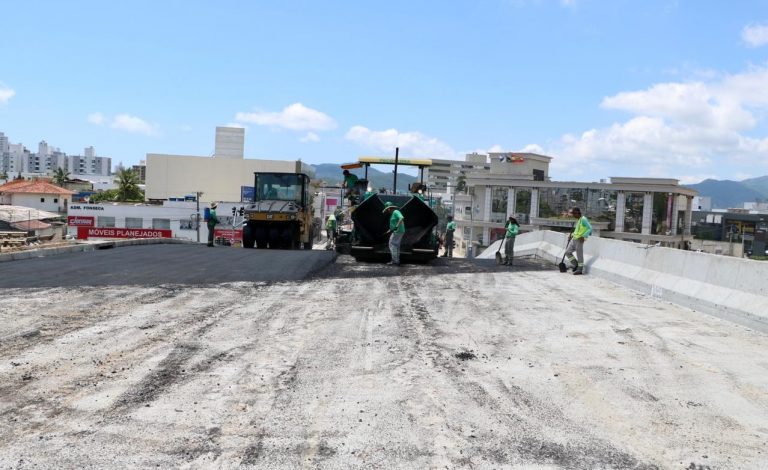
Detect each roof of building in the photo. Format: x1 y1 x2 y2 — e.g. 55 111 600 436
0 205 63 223
0 179 75 195
11 220 52 231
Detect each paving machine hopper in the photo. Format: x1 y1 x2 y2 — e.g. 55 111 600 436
349 193 439 262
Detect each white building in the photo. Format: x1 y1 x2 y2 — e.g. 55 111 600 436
0 179 74 213
68 150 112 176
67 200 246 244
214 127 245 159
145 127 313 203
450 153 698 256
424 153 490 195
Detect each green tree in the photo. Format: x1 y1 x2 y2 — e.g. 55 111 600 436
88 189 120 203
0 170 8 180
115 169 144 201
52 167 70 186
455 175 467 193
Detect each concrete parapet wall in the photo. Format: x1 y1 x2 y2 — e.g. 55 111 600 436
483 231 768 332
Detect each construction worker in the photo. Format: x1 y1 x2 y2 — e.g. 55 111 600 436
325 213 337 249
383 202 405 266
565 207 592 275
342 170 359 195
442 215 456 258
504 216 520 266
206 202 219 247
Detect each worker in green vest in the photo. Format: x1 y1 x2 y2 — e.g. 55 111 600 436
325 214 337 249
565 207 592 275
503 216 520 266
383 202 405 266
442 215 457 258
206 202 219 247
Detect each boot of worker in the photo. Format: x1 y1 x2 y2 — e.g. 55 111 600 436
568 257 578 272
573 265 584 275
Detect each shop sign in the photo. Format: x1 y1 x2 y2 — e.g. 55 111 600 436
68 216 95 227
77 227 172 240
213 228 243 241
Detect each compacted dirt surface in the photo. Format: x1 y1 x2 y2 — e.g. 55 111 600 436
1 251 767 469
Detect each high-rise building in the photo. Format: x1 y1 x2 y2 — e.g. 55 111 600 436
0 132 8 155
85 146 96 158
214 127 245 159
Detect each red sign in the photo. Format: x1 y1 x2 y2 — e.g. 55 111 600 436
77 227 173 240
326 198 338 207
490 228 506 242
213 228 243 241
68 216 95 227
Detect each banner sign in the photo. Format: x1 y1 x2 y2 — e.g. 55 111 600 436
241 186 255 202
77 227 172 240
325 198 338 207
213 228 243 241
68 216 95 227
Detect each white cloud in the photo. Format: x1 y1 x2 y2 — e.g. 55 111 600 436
520 144 545 153
235 103 337 132
87 112 105 125
345 125 455 157
111 114 157 136
0 84 15 104
742 23 768 47
300 132 320 143
224 122 246 129
88 112 157 136
540 65 768 181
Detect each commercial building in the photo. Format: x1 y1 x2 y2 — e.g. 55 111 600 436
66 200 247 245
446 153 697 257
145 127 313 203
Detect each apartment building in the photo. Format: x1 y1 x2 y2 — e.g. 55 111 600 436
0 132 111 178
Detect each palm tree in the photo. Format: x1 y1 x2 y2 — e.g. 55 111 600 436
52 167 70 186
116 168 143 201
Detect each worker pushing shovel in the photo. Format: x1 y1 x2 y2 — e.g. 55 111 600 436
562 207 592 275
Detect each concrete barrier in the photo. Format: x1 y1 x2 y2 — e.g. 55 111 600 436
480 231 768 332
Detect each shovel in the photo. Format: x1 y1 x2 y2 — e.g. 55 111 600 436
495 239 505 265
558 241 569 272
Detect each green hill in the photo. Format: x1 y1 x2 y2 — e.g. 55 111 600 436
687 178 768 209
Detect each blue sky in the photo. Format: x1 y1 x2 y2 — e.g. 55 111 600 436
1 0 768 183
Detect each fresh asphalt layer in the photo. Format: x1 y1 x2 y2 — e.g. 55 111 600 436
0 244 336 288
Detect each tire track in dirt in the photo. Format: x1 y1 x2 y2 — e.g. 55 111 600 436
387 273 661 469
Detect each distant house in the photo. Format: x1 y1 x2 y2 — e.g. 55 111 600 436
0 179 75 213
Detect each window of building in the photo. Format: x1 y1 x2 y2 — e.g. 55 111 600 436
40 198 45 203
97 216 115 227
152 218 170 230
624 192 645 233
53 198 58 203
125 217 143 229
491 187 508 223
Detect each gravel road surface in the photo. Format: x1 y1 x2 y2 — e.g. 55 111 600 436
0 251 766 469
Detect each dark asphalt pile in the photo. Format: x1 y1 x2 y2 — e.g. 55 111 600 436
313 253 552 280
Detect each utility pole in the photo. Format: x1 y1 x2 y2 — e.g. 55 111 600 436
393 147 399 194
195 191 203 243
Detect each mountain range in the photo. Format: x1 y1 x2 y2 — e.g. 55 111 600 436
686 175 768 209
